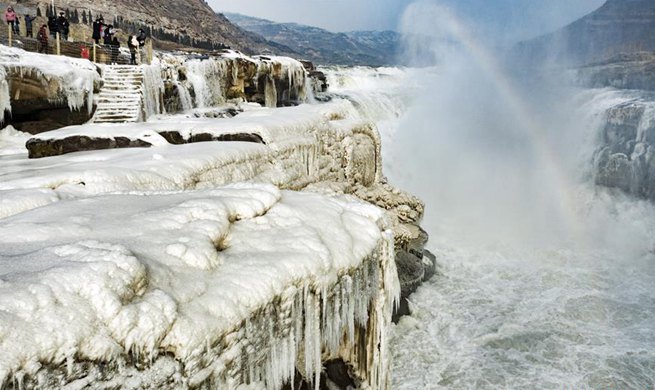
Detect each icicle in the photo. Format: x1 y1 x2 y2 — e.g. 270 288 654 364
184 58 225 108
264 74 278 108
175 81 193 112
0 66 11 122
231 61 239 86
142 61 166 118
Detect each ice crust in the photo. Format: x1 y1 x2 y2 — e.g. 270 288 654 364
0 66 9 122
0 46 308 126
158 52 308 114
3 101 379 218
0 46 100 115
0 184 398 389
0 94 399 387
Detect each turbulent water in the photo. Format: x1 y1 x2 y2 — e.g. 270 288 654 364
323 66 655 389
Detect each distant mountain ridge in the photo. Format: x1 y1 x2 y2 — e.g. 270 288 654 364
225 13 400 66
514 0 655 66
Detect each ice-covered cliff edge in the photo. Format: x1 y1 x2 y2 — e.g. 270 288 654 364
0 184 399 389
571 55 655 202
0 47 310 134
0 97 424 388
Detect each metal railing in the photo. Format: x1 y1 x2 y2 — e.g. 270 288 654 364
3 24 153 65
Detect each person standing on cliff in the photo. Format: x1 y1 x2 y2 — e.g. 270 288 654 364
24 14 36 37
103 24 114 45
56 11 69 40
12 13 19 34
136 28 146 47
5 6 17 34
110 36 120 64
47 15 57 38
128 35 138 65
37 23 48 53
136 28 147 64
92 17 103 44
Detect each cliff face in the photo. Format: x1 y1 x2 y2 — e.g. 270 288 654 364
514 0 655 66
4 0 282 53
225 13 400 66
577 52 655 92
0 47 312 134
594 98 655 202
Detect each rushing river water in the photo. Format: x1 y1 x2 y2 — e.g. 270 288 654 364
323 65 655 389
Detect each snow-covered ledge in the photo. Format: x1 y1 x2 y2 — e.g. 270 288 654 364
0 184 399 389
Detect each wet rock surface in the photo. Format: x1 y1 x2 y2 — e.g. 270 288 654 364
26 131 266 158
159 131 265 145
392 226 437 322
25 136 152 159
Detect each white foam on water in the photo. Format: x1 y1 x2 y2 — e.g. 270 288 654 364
324 62 655 389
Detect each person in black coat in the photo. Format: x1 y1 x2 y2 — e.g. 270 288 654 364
47 15 57 38
137 28 146 47
56 12 69 40
24 14 36 38
92 17 103 44
110 36 120 64
103 24 113 45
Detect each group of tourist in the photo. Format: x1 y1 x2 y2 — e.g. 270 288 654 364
5 5 148 65
48 12 70 40
92 17 147 65
4 6 37 37
5 6 67 40
35 12 70 53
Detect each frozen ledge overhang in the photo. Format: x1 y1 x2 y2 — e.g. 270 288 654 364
0 183 400 389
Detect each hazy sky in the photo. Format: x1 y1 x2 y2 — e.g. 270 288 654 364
209 0 606 38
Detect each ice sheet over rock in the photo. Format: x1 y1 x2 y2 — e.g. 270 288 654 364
0 183 399 389
1 101 378 217
0 46 100 115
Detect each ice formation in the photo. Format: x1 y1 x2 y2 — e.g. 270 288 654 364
184 58 227 108
159 53 308 113
0 66 9 122
0 45 422 389
8 101 374 193
0 125 28 156
0 184 399 389
0 92 412 388
142 60 166 119
0 46 100 116
0 46 309 131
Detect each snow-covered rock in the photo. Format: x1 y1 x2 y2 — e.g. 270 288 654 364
0 46 308 135
0 50 428 389
0 46 101 132
0 184 399 389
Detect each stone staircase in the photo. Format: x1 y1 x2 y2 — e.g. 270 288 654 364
93 65 144 123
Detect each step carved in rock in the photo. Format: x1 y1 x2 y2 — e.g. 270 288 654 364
93 65 146 124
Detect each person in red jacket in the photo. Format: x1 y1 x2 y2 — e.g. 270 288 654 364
37 24 48 53
4 6 17 34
